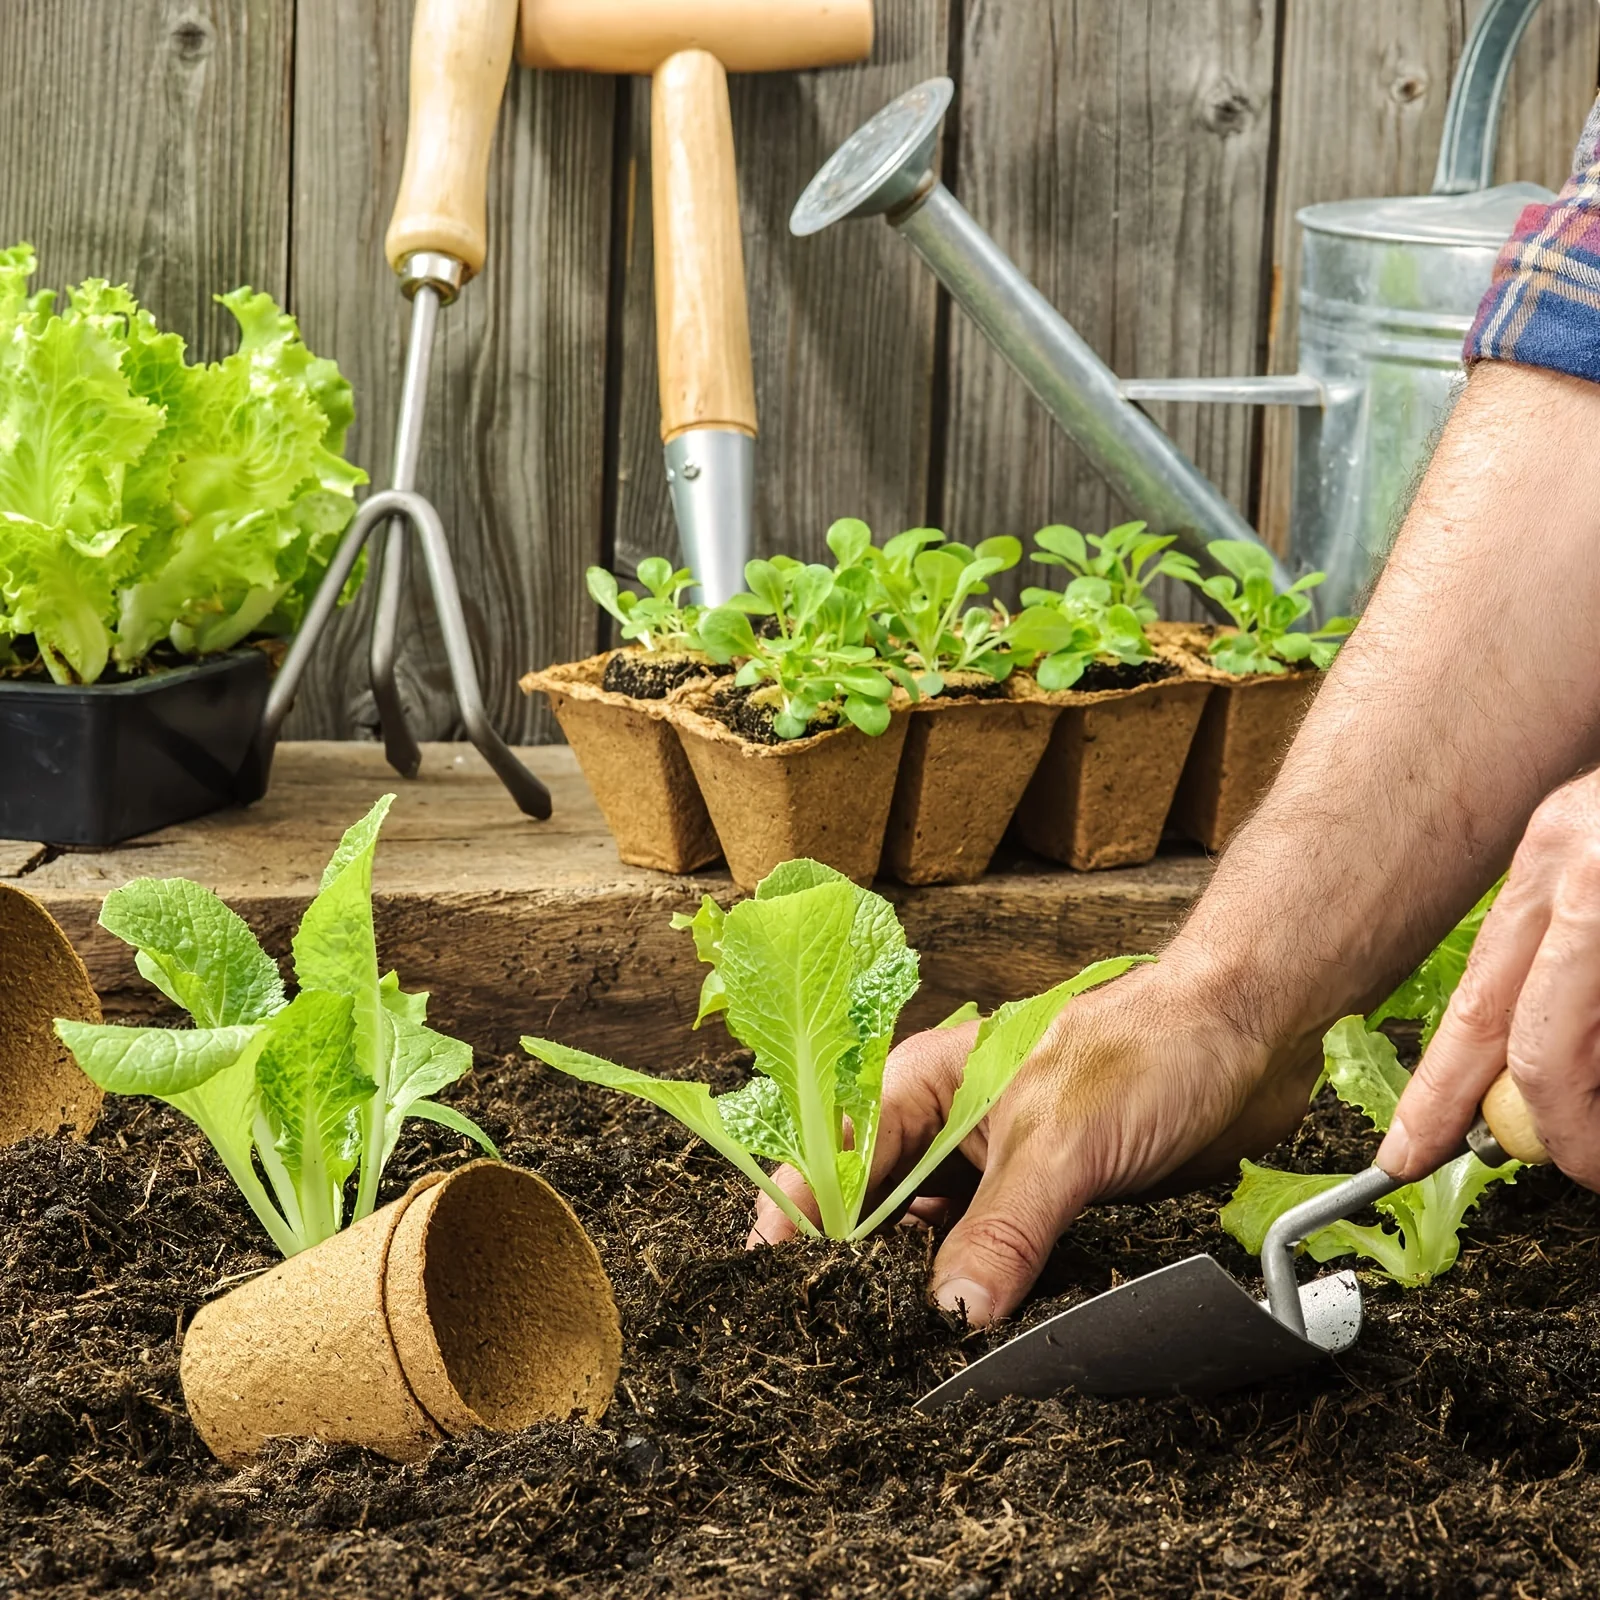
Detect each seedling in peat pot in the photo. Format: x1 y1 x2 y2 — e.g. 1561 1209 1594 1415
1222 884 1516 1286
587 557 706 654
1030 521 1199 623
55 797 494 1257
1018 538 1160 691
1194 540 1355 677
699 549 897 738
524 859 1147 1239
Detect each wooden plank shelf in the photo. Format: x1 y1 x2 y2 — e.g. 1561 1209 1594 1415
3 743 1212 1068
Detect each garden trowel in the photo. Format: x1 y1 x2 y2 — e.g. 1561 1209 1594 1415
918 1068 1548 1409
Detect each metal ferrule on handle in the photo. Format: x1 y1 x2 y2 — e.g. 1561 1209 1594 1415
665 428 754 605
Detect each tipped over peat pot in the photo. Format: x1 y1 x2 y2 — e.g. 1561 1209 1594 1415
666 681 910 891
0 884 103 1144
1157 624 1322 851
520 650 722 873
0 649 271 846
180 1161 622 1465
882 678 1060 885
1011 656 1211 871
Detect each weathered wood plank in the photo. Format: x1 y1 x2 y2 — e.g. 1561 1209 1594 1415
1258 0 1600 550
7 742 1210 1067
939 0 1280 618
0 0 293 361
611 0 950 582
284 4 615 741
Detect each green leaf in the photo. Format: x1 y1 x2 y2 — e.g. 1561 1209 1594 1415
1369 878 1502 1047
672 895 730 1026
381 1010 475 1166
1319 1016 1410 1134
99 877 285 1028
55 1020 260 1097
406 1098 499 1157
852 955 1150 1238
716 1076 803 1164
937 1001 980 1028
522 1036 819 1236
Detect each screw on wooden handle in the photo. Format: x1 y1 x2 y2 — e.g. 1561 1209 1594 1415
651 49 757 443
1480 1068 1550 1165
385 0 520 279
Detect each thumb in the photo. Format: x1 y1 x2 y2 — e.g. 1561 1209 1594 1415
928 1141 1088 1328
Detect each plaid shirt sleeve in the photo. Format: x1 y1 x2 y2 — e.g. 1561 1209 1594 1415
1465 93 1600 375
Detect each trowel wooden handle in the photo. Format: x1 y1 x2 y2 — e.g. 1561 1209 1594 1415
652 49 758 442
1480 1068 1549 1165
385 0 519 278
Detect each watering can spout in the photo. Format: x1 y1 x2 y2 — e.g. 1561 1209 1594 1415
791 78 1293 595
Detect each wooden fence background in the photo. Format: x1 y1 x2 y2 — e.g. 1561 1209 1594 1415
2 1 1596 742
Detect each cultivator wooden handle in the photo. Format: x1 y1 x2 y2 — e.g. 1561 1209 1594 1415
1479 1067 1550 1166
386 0 521 278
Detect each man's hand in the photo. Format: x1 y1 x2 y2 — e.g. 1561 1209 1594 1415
1379 768 1600 1188
750 959 1320 1326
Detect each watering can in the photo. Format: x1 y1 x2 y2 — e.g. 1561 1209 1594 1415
791 0 1554 618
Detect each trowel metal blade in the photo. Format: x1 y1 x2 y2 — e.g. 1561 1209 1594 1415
916 1254 1362 1411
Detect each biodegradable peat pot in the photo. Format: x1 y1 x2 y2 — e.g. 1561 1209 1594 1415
0 649 271 846
667 683 910 891
180 1161 622 1465
882 685 1061 885
0 884 103 1143
1169 669 1321 849
521 651 720 873
1011 665 1211 871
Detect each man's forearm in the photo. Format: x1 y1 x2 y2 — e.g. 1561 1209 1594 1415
1165 361 1600 1058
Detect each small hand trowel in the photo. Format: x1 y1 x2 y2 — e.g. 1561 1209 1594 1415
918 1068 1549 1410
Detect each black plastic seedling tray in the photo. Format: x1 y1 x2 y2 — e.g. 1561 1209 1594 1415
0 650 272 846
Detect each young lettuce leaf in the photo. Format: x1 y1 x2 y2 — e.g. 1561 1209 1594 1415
55 798 493 1256
524 859 1147 1240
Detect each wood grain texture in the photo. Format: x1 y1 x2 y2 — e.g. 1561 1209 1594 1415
0 0 293 361
612 0 949 580
1257 0 1600 549
285 0 614 742
939 0 1279 618
5 742 1210 1067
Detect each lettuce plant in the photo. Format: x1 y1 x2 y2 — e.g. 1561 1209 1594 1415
524 859 1146 1240
699 552 896 738
55 798 492 1256
587 556 705 653
1030 521 1199 624
1192 540 1355 676
1221 891 1516 1286
1016 569 1156 692
0 243 364 684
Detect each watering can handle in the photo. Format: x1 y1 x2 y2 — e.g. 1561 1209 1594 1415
1432 0 1545 196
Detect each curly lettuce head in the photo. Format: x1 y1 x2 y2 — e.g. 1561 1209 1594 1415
0 245 366 684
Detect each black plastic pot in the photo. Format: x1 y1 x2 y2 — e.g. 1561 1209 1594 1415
0 650 272 846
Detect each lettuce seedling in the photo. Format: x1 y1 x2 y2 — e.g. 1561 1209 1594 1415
699 553 896 738
1015 566 1156 692
1030 521 1199 623
0 244 365 684
1192 540 1355 676
55 797 493 1256
587 556 705 653
524 860 1146 1239
1221 892 1516 1286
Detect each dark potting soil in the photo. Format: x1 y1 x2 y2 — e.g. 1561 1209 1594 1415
1073 657 1177 694
930 673 1008 703
5 1051 1600 1599
601 651 728 702
703 683 839 746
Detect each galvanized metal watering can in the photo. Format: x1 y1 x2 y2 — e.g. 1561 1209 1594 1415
791 0 1553 618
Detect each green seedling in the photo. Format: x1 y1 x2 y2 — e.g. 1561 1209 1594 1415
1030 521 1199 624
56 798 493 1257
1195 540 1355 676
524 860 1147 1240
587 556 705 653
699 539 896 738
1222 889 1516 1286
0 243 365 684
1017 561 1157 692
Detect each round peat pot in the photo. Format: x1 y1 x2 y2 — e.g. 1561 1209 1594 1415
0 885 103 1144
667 685 910 891
0 650 271 847
180 1161 622 1465
520 652 721 874
883 692 1060 885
